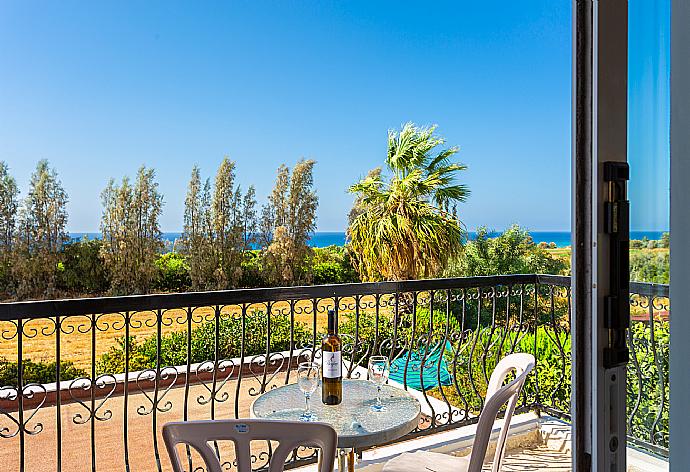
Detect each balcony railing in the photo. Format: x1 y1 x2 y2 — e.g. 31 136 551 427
0 274 668 471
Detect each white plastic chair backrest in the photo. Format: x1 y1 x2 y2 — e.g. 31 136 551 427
466 353 535 472
162 419 338 472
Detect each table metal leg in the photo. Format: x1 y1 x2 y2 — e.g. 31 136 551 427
337 448 355 472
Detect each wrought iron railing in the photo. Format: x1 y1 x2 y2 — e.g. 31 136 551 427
0 274 668 471
627 281 669 457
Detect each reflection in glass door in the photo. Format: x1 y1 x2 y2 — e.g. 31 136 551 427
627 0 670 462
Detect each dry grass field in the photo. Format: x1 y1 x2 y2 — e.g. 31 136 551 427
0 296 398 371
0 301 325 370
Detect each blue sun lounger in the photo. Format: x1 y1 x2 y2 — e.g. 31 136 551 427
388 341 453 391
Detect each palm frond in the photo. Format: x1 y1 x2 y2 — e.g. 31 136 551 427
348 122 470 281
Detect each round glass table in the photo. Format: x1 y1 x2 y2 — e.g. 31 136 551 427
251 379 421 472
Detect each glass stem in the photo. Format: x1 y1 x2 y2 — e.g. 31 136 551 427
377 385 382 407
305 393 311 414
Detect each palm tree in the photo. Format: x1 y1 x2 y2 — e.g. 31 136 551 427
348 122 469 281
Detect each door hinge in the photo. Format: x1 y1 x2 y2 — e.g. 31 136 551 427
603 161 630 368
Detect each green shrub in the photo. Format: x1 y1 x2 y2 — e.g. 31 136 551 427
521 327 572 411
0 358 86 387
96 311 312 374
628 321 669 448
239 250 267 288
338 306 460 349
445 225 568 277
58 238 109 294
339 310 395 346
396 307 462 340
311 246 359 285
425 326 571 414
154 252 191 292
425 319 668 449
339 307 571 415
630 251 669 284
660 232 670 248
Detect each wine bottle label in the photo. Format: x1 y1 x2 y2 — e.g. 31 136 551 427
322 351 342 378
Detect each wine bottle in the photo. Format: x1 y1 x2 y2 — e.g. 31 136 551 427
321 309 343 405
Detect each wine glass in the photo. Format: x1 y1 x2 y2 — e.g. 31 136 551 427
297 362 320 421
368 355 390 412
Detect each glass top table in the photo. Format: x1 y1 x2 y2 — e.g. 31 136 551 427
251 379 421 470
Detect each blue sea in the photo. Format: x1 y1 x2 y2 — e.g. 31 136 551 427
300 231 667 248
69 230 668 249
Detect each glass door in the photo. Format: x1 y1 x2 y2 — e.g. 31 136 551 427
626 0 670 465
573 1 671 469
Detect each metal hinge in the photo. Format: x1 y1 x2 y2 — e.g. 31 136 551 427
602 161 630 369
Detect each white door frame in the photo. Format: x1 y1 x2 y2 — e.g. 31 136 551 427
572 1 628 470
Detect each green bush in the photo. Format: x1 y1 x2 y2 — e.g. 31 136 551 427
427 317 670 449
58 238 109 294
445 225 568 277
660 232 670 248
338 306 460 350
339 310 395 346
0 357 86 387
239 250 267 288
96 311 312 374
311 246 359 285
628 321 669 448
154 252 191 292
338 307 571 415
630 251 669 284
521 328 572 411
424 326 571 414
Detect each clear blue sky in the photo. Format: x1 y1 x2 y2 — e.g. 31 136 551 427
0 1 667 232
628 0 670 231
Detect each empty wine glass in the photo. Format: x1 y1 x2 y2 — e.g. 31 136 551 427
368 355 390 412
297 362 320 421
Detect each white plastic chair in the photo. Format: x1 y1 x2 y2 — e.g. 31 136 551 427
163 419 338 472
382 353 535 472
